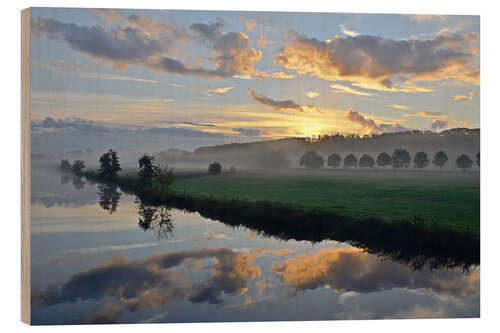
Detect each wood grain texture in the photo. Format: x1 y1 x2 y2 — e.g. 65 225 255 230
21 7 31 325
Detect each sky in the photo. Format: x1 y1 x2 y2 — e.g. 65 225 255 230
29 8 480 153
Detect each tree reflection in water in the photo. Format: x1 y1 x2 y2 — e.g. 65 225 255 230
97 184 121 214
136 198 174 240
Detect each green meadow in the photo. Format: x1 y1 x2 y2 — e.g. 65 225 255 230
171 168 480 236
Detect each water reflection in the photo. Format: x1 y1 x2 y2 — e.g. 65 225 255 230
30 163 480 324
136 199 174 240
97 184 121 214
32 247 262 311
31 245 478 324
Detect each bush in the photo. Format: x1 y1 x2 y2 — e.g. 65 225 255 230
209 162 222 175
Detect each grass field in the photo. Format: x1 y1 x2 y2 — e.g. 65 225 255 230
171 168 479 235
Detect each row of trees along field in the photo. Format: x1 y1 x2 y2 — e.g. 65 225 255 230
299 149 480 171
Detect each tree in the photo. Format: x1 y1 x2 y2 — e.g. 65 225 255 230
433 151 448 170
376 152 392 167
392 149 411 169
71 160 85 175
97 149 122 180
476 152 480 166
413 152 429 169
359 154 375 168
299 150 325 169
344 154 358 168
60 159 72 173
138 154 159 187
229 165 237 173
327 153 342 168
456 154 473 171
208 162 222 175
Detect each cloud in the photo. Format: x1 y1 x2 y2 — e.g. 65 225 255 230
330 83 373 96
345 110 407 134
244 19 255 32
204 86 235 96
87 8 123 23
410 14 447 22
454 91 479 101
387 104 410 110
305 91 320 98
257 34 274 49
431 119 450 129
31 117 225 139
345 110 380 133
48 242 158 265
43 60 159 84
405 111 447 118
32 247 261 311
273 247 479 297
275 31 479 91
248 88 306 112
32 16 262 80
339 24 359 37
234 128 261 136
187 22 262 78
430 118 469 130
81 304 123 324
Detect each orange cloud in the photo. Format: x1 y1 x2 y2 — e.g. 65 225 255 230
275 32 479 91
244 19 255 32
273 247 479 297
330 83 373 96
387 104 410 110
404 111 447 118
257 34 274 49
454 91 479 101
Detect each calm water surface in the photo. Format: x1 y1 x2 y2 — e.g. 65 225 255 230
30 164 479 324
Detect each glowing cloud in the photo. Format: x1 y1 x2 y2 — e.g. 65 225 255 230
387 104 410 110
305 91 320 98
330 83 373 96
275 31 479 91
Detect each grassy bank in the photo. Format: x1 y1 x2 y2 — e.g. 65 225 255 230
82 168 479 269
171 168 479 235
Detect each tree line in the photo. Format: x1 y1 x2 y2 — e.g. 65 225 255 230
299 149 480 171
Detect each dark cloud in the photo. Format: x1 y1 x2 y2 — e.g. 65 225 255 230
345 110 408 134
248 88 305 112
431 119 450 130
275 31 479 89
81 304 123 324
32 16 261 79
234 128 261 136
31 117 224 138
32 247 261 311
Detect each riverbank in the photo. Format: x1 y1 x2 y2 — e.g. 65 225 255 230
82 168 479 270
171 168 479 235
